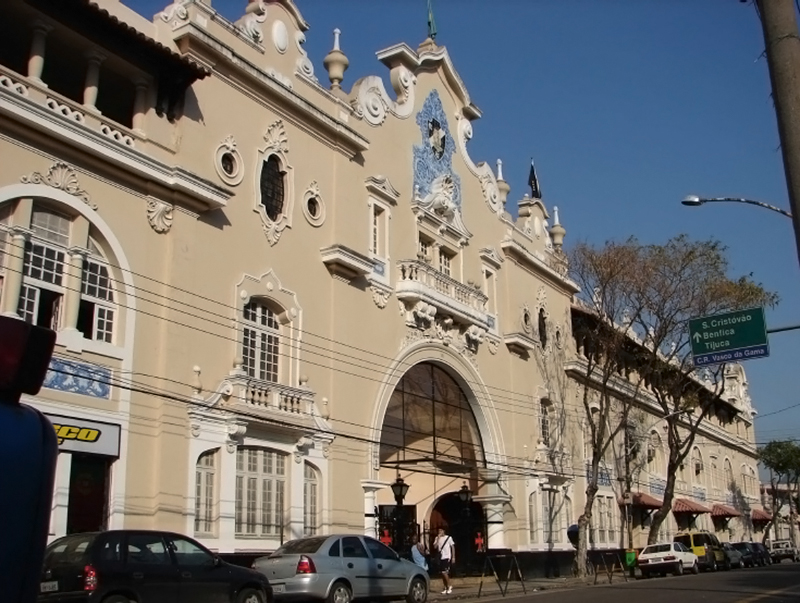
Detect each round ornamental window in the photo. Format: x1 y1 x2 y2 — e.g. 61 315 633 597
522 309 532 334
302 183 326 227
213 138 244 186
221 152 236 176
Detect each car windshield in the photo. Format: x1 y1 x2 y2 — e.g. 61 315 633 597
43 534 96 567
674 535 691 548
643 544 672 554
272 537 328 556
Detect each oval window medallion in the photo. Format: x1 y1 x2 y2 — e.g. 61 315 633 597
273 20 289 54
302 181 326 227
214 136 244 186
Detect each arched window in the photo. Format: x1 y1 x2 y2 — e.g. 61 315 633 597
528 491 539 543
235 447 287 536
242 300 280 382
260 156 285 221
303 462 319 536
194 449 217 536
691 447 704 485
77 238 116 343
724 459 735 490
538 308 548 348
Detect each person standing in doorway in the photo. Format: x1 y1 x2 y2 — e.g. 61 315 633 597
434 527 455 594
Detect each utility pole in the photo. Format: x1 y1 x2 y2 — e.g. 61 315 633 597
756 0 800 267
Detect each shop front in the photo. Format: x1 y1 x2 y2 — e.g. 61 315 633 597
46 413 121 540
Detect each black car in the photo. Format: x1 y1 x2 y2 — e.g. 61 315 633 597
38 530 272 603
731 542 756 568
751 542 773 566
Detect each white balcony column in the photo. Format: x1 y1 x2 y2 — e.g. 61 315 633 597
132 79 149 134
288 453 305 541
83 50 106 112
61 247 88 333
1 227 32 317
218 438 239 548
474 469 511 550
28 21 53 84
361 480 387 538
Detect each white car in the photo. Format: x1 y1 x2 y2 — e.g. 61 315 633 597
638 542 699 577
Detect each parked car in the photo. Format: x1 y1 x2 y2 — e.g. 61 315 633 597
252 535 429 603
721 542 743 569
38 530 272 603
638 542 699 578
751 542 773 566
769 540 799 563
731 542 757 568
674 531 725 571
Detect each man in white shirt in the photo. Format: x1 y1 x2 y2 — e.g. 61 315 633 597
433 527 455 594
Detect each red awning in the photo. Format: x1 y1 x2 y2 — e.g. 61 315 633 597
672 498 711 514
751 508 772 522
711 504 742 518
618 492 663 509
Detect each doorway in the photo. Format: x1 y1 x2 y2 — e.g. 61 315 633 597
430 492 486 574
66 453 111 534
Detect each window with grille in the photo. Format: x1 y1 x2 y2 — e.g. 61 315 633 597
235 447 286 537
194 450 217 536
260 156 285 222
78 255 116 343
242 301 280 382
418 236 430 261
371 206 384 256
438 249 452 277
540 400 551 448
304 462 319 536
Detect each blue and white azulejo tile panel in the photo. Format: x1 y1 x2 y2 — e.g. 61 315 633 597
413 90 462 208
43 358 111 399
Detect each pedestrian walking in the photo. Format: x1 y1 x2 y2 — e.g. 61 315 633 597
433 527 455 594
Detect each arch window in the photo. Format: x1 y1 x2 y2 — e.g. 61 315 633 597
242 301 280 383
540 399 552 448
18 206 69 328
691 447 704 485
235 447 287 536
538 308 548 348
724 459 735 491
77 240 116 343
194 450 217 536
303 462 319 536
260 156 285 222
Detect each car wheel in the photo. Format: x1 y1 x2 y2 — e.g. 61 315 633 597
406 577 427 603
327 581 352 603
238 588 265 603
674 562 684 576
691 561 699 575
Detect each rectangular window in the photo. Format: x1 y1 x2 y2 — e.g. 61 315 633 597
439 249 452 277
418 236 430 261
31 207 70 247
235 448 287 537
304 463 319 536
194 451 216 536
24 242 65 285
242 302 280 383
540 402 551 448
371 205 384 256
18 284 62 329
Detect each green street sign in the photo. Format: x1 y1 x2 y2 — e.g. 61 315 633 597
688 307 769 367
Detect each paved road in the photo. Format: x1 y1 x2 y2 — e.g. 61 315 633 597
473 564 800 603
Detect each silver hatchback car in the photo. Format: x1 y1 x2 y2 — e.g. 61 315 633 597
252 534 429 603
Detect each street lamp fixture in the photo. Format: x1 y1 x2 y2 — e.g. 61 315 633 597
457 482 473 504
681 195 793 219
390 474 409 506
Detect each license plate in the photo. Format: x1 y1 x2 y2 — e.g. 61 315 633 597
40 581 58 593
273 585 286 593
651 558 662 563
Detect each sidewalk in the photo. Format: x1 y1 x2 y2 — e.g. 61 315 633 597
427 574 595 601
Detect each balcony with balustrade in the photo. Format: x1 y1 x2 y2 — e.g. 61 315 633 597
396 259 492 332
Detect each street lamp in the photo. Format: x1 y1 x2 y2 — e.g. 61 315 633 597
681 195 793 219
390 474 409 554
457 482 473 505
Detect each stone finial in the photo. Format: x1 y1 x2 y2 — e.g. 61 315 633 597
496 158 511 207
323 28 349 92
549 205 566 250
192 365 203 396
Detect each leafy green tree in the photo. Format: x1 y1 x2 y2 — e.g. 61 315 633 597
760 441 800 544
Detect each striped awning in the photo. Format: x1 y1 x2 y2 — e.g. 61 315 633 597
751 508 772 522
711 504 742 518
618 492 663 509
672 498 711 514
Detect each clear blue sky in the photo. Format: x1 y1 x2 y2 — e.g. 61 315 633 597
125 0 799 446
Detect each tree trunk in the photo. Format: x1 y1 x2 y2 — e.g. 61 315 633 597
577 481 598 578
647 462 679 545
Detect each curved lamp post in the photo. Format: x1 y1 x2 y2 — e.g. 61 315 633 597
681 195 793 219
390 474 410 553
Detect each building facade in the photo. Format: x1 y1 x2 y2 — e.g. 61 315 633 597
0 0 765 569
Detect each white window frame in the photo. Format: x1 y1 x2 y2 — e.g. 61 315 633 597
438 248 452 277
80 253 117 344
242 300 281 383
367 198 391 285
195 450 217 537
540 400 552 448
235 447 287 537
303 462 319 536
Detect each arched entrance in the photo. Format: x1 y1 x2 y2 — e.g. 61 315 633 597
430 493 487 574
376 361 488 564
